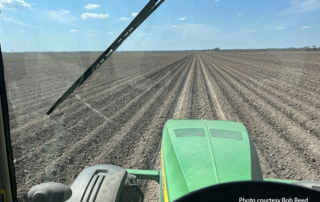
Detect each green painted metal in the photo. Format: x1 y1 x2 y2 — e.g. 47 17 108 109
161 119 258 201
205 120 252 183
162 121 190 201
126 169 160 183
125 119 301 202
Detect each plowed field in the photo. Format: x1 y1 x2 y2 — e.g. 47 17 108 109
4 51 320 201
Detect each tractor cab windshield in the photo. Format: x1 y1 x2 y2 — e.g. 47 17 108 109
1 0 320 202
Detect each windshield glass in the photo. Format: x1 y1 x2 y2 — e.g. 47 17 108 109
1 0 320 201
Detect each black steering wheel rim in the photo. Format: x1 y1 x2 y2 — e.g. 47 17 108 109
174 181 320 202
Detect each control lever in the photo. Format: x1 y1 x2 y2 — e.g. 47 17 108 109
28 182 72 202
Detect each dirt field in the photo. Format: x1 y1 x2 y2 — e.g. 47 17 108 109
3 51 320 201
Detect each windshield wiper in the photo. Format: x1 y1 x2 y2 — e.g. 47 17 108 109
47 0 165 115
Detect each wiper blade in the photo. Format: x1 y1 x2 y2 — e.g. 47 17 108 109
47 0 165 115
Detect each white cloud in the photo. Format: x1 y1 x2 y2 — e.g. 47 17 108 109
301 25 311 29
215 0 219 1
1 17 35 27
275 27 284 30
81 13 110 20
179 17 186 21
0 0 32 10
149 33 152 34
108 31 113 34
279 0 320 14
0 29 2 31
132 12 138 17
84 4 101 9
119 17 130 20
46 9 77 25
172 25 177 28
19 30 24 32
237 13 242 16
137 33 146 36
70 29 79 32
314 24 319 26
60 10 69 14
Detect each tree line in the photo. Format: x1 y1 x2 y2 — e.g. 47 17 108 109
203 46 320 52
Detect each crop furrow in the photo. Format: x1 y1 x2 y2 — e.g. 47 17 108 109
12 55 192 153
5 57 168 94
10 58 180 131
110 56 194 170
20 55 192 192
203 57 320 163
208 53 320 95
86 56 193 165
124 54 197 168
208 57 320 138
203 57 320 180
9 57 185 117
173 55 196 119
198 55 228 120
12 54 192 135
208 54 320 107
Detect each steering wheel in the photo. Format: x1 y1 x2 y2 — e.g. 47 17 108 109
174 181 320 202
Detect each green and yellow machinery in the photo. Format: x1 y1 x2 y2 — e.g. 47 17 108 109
20 120 320 201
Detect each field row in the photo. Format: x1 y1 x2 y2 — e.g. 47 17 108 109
4 51 320 201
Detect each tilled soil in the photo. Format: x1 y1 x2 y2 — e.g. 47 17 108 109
4 51 320 201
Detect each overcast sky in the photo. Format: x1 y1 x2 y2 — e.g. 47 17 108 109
0 0 319 52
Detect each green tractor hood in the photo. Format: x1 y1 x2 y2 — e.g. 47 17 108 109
161 119 263 201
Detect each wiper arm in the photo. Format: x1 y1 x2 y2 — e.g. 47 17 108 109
47 0 165 115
